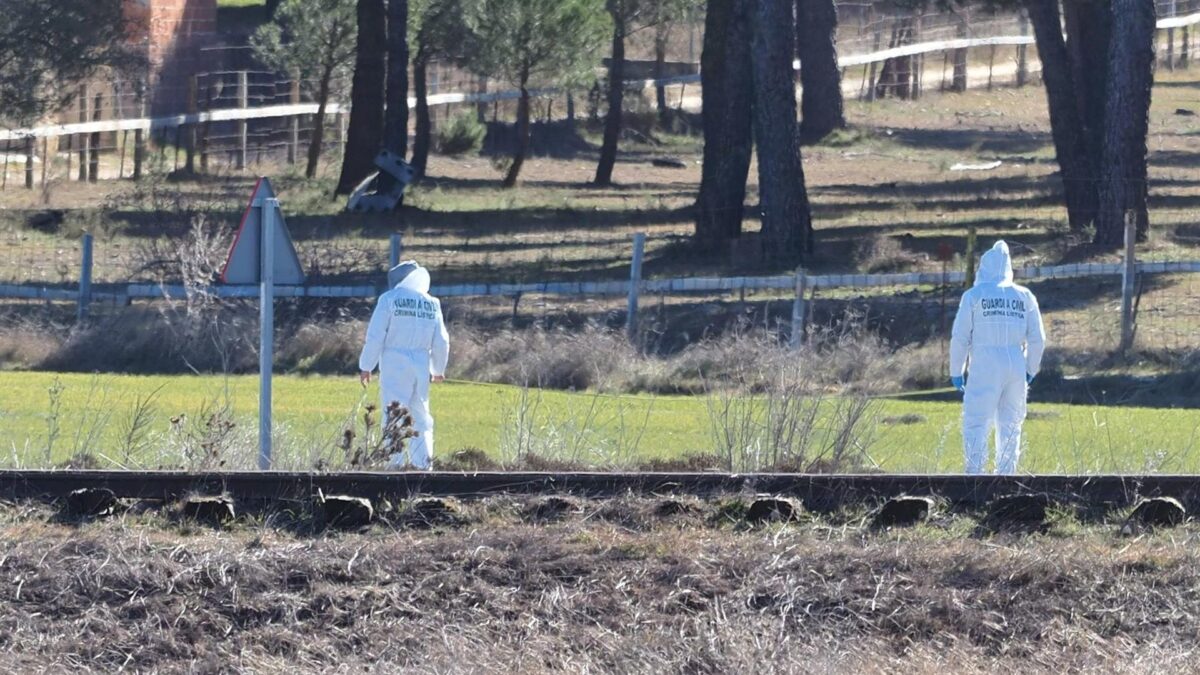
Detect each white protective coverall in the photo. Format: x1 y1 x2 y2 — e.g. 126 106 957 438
949 241 1046 474
358 261 450 469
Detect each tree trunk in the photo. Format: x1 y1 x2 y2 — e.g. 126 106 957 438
411 56 431 180
306 67 334 179
1096 0 1156 245
383 0 409 157
594 15 625 186
1063 0 1110 173
335 0 387 195
695 0 754 250
874 19 915 99
503 85 530 188
952 12 968 91
1024 0 1098 230
753 0 813 259
377 0 409 194
654 22 669 121
796 0 845 143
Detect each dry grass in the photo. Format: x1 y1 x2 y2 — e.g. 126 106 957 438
0 499 1198 672
450 322 943 396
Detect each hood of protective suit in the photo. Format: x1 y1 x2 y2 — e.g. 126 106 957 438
975 241 1014 287
388 260 431 294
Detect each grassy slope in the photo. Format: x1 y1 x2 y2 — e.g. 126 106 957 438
1 372 1197 472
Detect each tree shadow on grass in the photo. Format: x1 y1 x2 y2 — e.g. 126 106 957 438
882 126 1053 155
893 368 1200 409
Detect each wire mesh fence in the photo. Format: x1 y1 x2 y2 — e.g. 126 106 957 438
5 229 1195 396
5 1 1200 190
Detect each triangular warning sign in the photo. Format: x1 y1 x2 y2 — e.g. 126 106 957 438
220 177 306 285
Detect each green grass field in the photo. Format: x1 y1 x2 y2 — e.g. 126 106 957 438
0 372 1196 473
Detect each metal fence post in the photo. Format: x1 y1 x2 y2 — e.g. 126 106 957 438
1120 211 1137 353
790 268 809 350
259 197 277 471
626 232 645 344
77 233 94 322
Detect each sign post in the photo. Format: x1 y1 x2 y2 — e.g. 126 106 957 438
220 178 306 471
259 198 276 470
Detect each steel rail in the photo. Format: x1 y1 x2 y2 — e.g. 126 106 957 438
1 471 1198 511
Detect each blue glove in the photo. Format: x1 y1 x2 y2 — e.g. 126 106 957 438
1026 373 1035 385
950 376 965 393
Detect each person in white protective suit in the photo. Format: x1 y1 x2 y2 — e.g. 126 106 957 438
358 261 450 469
949 241 1046 475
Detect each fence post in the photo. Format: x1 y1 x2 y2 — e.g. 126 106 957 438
288 78 301 165
626 232 645 344
77 233 94 322
389 233 404 268
1120 211 1137 353
237 71 249 170
790 267 809 349
24 137 34 189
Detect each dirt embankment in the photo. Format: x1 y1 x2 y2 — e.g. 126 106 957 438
0 498 1198 673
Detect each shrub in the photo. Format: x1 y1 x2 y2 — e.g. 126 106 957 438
854 235 921 274
437 112 486 156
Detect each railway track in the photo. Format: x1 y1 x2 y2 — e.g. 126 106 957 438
1 470 1198 511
